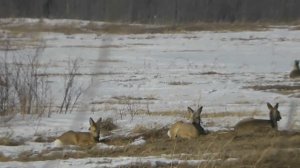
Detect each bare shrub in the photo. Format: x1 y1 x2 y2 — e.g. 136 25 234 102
0 41 84 116
58 58 84 114
118 107 126 120
0 66 13 116
125 100 140 121
0 40 52 118
0 41 15 117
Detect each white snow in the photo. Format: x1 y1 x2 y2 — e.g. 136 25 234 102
130 136 146 146
0 18 300 167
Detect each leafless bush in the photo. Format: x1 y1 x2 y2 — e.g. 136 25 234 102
125 100 139 121
0 41 14 117
116 98 152 120
0 39 83 118
118 107 126 120
58 58 83 114
0 39 52 118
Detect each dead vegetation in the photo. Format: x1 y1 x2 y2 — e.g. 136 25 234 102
168 81 192 86
0 153 11 162
137 110 260 119
246 84 300 95
189 71 223 75
111 96 158 101
3 127 300 168
99 117 118 136
248 85 300 91
0 136 24 146
1 20 272 35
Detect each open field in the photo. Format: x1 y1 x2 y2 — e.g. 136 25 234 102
0 19 300 168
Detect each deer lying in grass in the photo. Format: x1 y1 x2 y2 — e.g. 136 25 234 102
53 117 102 147
167 106 207 139
234 103 282 135
290 60 300 78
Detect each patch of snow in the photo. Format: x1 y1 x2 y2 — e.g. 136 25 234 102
0 18 300 167
0 156 208 168
130 136 146 146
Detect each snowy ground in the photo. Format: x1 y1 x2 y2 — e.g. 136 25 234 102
0 19 300 167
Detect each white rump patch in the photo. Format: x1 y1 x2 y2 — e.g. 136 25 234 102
53 139 63 148
167 130 171 138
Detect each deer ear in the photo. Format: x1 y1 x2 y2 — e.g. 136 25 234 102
89 117 96 126
267 102 273 110
197 106 203 114
274 103 279 109
187 107 194 113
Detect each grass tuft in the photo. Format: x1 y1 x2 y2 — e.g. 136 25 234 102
168 81 192 86
100 118 118 136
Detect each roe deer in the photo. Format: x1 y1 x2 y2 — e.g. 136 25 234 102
234 103 282 135
167 106 206 139
290 60 300 78
53 117 102 147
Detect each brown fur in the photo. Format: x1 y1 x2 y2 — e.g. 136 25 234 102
234 103 282 135
55 117 102 147
168 106 206 139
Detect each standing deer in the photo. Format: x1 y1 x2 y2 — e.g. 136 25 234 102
290 60 300 78
234 103 282 135
167 106 206 139
53 117 102 147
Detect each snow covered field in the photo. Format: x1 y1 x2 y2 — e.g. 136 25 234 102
0 19 300 167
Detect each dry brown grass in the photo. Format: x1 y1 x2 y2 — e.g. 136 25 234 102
144 110 259 119
168 81 192 86
0 152 11 162
97 129 300 168
33 136 56 143
4 22 86 35
248 85 300 91
3 127 300 168
0 136 24 146
131 125 150 135
246 84 300 96
100 118 118 136
1 21 274 35
189 71 223 75
111 96 158 101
